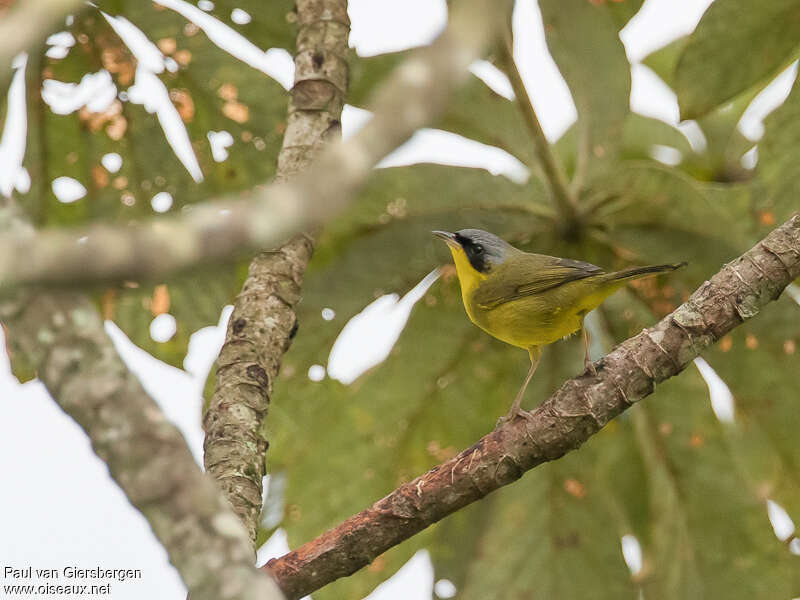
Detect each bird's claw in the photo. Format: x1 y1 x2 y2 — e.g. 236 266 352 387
496 407 535 427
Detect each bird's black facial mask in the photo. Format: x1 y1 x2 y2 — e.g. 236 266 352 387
454 230 507 274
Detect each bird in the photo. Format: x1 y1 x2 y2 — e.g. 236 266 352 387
433 228 685 421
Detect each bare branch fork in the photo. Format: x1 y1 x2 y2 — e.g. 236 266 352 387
263 215 800 600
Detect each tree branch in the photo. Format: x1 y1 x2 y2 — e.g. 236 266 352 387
0 210 284 600
203 0 350 546
0 0 508 290
263 214 800 600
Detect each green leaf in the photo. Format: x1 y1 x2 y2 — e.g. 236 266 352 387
348 51 401 108
18 4 289 226
690 90 761 182
602 296 800 598
267 158 800 598
641 37 687 88
350 51 537 167
539 0 631 177
754 73 800 225
704 295 800 522
642 41 761 182
267 166 549 599
349 4 633 197
555 114 693 179
269 206 800 597
316 163 549 268
192 0 298 53
430 369 640 600
620 114 693 160
103 264 245 368
590 162 751 285
437 72 537 167
630 384 799 598
674 0 800 119
606 0 645 30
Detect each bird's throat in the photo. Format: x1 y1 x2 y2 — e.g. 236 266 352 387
449 246 486 319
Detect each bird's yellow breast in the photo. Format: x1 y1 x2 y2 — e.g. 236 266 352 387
447 245 487 317
475 293 585 348
448 246 618 349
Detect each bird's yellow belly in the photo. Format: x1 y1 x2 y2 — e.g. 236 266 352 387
480 300 581 348
465 285 616 349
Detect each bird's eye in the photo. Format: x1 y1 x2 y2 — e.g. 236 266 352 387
473 244 484 255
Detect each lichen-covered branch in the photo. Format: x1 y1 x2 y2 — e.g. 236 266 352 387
264 214 800 600
203 0 350 546
0 202 283 600
0 0 85 86
0 0 507 290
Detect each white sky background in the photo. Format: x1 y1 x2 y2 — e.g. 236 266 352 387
1 0 799 598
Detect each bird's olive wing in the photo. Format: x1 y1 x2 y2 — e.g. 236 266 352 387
474 255 604 310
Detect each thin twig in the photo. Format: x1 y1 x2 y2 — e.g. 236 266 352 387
0 197 285 600
498 27 578 223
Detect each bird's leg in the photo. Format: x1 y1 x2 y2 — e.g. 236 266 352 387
500 347 542 423
582 320 597 376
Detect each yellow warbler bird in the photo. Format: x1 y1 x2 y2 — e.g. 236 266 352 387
434 229 685 421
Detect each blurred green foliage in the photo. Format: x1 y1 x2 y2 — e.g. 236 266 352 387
5 0 293 367
2 0 799 598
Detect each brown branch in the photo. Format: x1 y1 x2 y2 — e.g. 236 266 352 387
203 0 350 546
0 203 284 600
0 0 508 289
263 214 800 600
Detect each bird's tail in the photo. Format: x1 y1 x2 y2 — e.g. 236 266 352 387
604 262 687 282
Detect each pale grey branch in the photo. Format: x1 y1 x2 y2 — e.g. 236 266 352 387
203 0 351 547
0 198 284 600
0 0 507 290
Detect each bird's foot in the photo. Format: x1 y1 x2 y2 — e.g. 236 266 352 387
584 360 598 376
496 406 535 427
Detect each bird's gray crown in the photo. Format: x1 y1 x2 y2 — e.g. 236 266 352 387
454 229 514 273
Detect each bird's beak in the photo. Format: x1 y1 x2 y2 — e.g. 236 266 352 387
432 230 460 249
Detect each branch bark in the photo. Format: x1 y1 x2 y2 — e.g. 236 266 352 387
0 0 507 290
0 205 284 600
263 214 800 600
203 0 350 546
